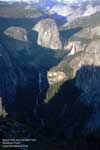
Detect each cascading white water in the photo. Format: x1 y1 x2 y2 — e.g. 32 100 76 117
68 44 75 56
0 98 3 115
34 71 42 113
39 72 42 94
34 96 38 113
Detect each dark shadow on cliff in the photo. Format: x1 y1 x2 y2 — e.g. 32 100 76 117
50 13 67 26
23 65 100 150
0 29 65 121
0 31 62 70
0 16 47 33
60 27 83 45
0 15 66 33
37 65 100 140
0 40 100 150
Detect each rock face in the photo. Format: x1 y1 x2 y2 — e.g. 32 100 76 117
0 41 39 119
63 26 100 56
3 27 30 52
0 97 7 118
83 4 100 17
69 39 100 103
1 8 100 136
33 18 62 50
65 25 100 131
63 25 100 76
75 65 100 131
49 3 98 20
4 27 28 42
72 26 100 40
49 4 73 17
0 44 17 110
47 71 67 85
64 40 86 55
70 39 100 75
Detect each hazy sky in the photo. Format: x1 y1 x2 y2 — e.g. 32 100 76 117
0 0 88 3
0 0 85 1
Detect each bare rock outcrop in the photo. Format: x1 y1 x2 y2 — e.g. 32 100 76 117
70 39 100 76
62 24 100 112
49 4 73 17
0 97 8 118
64 40 86 55
4 27 28 42
47 71 67 85
72 26 100 40
68 38 100 113
33 18 62 50
4 26 30 52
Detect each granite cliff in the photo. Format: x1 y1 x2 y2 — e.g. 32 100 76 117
33 18 62 50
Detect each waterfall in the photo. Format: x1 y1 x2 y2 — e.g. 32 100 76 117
34 96 38 114
39 72 42 94
36 96 39 107
40 119 45 127
0 97 3 115
68 44 75 56
34 71 42 114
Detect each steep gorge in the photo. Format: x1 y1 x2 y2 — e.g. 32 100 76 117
0 9 100 149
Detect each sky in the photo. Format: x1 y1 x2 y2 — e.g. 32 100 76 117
0 0 82 2
0 0 88 4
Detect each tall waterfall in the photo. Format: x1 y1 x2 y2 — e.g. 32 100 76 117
39 72 42 94
34 71 42 114
68 44 75 56
34 96 39 114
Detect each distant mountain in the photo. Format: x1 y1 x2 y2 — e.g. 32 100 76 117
49 1 100 21
54 0 100 5
1 0 100 20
